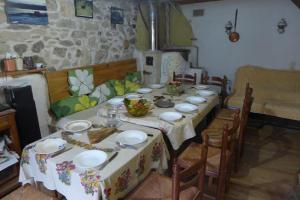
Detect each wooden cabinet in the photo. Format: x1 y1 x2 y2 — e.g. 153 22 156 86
0 109 21 197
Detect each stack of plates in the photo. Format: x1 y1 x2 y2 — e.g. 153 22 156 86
35 138 67 154
115 130 147 146
175 103 198 113
73 150 108 171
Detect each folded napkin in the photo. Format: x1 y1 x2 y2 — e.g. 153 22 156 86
87 128 117 144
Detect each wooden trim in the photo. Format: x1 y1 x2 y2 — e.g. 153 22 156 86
0 68 46 78
45 59 137 104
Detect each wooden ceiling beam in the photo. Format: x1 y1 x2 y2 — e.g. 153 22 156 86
291 0 300 9
174 0 222 5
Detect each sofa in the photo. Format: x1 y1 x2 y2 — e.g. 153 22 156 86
226 65 300 121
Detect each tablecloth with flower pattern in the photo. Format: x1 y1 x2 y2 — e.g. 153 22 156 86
19 123 169 200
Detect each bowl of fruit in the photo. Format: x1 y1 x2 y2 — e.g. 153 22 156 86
124 98 151 117
166 81 184 96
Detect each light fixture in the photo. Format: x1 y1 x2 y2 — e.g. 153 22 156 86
277 18 287 34
225 21 233 35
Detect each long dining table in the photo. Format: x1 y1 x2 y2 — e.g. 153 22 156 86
19 86 219 200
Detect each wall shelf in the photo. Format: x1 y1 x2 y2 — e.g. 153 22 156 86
0 68 47 78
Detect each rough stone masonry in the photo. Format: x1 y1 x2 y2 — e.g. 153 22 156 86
0 0 137 70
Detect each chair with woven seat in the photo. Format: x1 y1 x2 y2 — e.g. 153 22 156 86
216 83 252 121
201 71 228 107
173 72 197 85
206 83 253 171
178 114 240 200
126 134 209 200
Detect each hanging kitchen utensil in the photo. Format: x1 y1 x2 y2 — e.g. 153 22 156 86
229 9 240 42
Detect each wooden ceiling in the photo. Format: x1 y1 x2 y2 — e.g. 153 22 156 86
174 0 222 5
175 0 300 8
292 0 300 8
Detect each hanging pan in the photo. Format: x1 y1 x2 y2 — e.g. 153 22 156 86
229 9 240 42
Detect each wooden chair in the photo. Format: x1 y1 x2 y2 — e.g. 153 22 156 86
173 72 197 85
178 113 240 200
216 83 252 121
201 71 228 107
206 83 254 171
126 134 209 200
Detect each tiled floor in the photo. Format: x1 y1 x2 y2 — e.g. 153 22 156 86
2 125 300 200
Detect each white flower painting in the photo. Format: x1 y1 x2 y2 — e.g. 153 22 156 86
69 69 94 96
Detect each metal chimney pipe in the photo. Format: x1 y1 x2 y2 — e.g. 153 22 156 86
149 1 158 51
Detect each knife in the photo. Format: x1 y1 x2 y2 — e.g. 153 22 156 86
98 152 118 170
51 147 73 158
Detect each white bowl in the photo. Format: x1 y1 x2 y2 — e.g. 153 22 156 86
107 97 124 106
159 112 182 122
197 90 216 97
175 103 198 113
125 93 142 99
186 96 207 104
35 138 67 154
149 84 164 89
73 150 108 170
195 85 210 90
137 88 153 94
115 130 147 146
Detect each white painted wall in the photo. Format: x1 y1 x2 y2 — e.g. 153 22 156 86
181 0 300 86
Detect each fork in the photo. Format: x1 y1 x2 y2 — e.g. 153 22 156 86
115 141 138 150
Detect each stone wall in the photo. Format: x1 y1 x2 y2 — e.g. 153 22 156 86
0 0 137 70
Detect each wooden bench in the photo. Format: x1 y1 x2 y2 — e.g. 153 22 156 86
45 59 137 104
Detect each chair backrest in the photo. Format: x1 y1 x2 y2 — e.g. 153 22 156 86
172 134 209 200
173 72 197 85
216 112 240 200
237 84 254 156
201 71 228 107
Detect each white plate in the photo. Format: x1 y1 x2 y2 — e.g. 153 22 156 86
116 130 147 146
63 120 92 133
186 96 207 104
73 150 107 170
197 90 216 97
107 97 124 106
175 103 198 113
159 112 182 122
125 93 142 99
35 138 67 154
137 88 152 94
195 85 210 90
149 84 164 89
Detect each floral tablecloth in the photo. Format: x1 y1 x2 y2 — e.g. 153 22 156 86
19 123 169 200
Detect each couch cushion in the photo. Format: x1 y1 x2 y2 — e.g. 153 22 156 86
50 95 98 119
264 101 300 121
68 68 94 96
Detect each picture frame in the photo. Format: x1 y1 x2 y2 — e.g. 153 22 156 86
5 0 49 25
74 0 93 18
111 7 124 25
